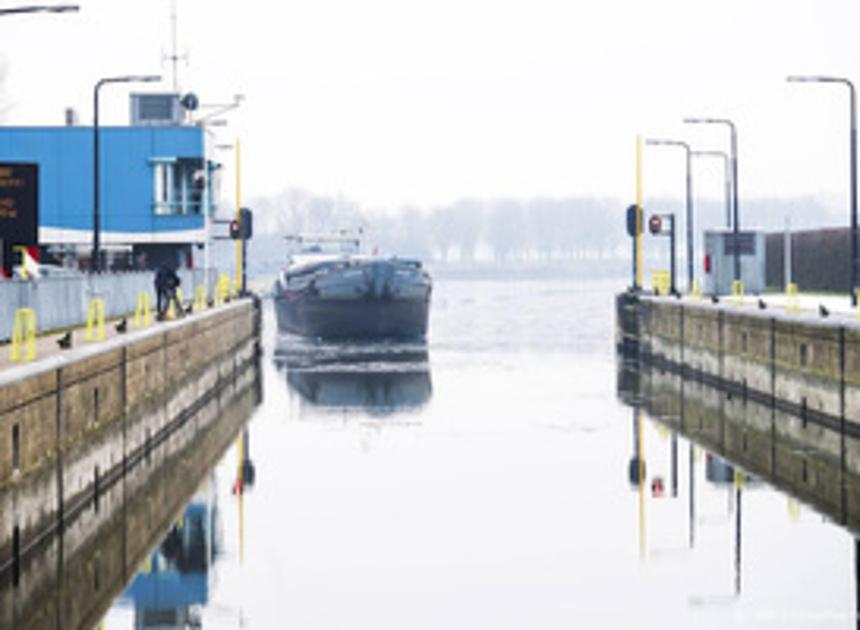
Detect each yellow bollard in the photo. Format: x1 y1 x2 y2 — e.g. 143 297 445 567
10 308 36 362
168 287 184 320
650 270 670 296
215 273 231 306
690 278 703 300
134 291 151 329
786 283 800 316
85 298 105 342
731 280 744 306
193 284 207 312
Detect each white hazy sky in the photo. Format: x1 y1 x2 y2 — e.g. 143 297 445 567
1 0 859 210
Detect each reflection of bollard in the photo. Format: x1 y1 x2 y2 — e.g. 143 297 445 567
786 283 800 315
194 284 207 312
10 308 36 362
85 298 105 341
731 280 744 306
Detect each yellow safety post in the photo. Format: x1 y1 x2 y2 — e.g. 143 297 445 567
85 298 105 342
651 270 670 296
786 282 800 316
734 470 746 490
10 307 36 362
731 280 744 306
168 287 184 320
194 284 207 312
13 246 29 279
134 291 151 329
690 278 703 300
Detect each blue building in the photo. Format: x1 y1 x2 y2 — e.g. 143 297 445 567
0 94 219 270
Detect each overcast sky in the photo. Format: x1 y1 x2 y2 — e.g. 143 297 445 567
1 0 859 211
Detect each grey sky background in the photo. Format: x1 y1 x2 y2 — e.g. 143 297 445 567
1 0 859 212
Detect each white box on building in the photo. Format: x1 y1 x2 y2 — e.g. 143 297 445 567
703 229 766 295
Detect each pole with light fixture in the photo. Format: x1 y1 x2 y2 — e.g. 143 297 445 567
786 75 857 305
92 75 161 272
646 138 694 289
684 118 739 283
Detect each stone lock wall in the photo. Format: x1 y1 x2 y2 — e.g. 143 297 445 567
0 298 260 574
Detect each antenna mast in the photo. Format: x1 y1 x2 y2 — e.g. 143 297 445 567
164 0 186 91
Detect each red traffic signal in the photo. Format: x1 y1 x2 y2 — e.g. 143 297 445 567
229 219 241 239
648 214 662 235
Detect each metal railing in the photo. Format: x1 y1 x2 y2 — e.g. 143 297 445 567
0 268 218 342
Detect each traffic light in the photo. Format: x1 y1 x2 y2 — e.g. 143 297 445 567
648 214 663 235
229 219 241 239
240 207 253 239
626 204 642 237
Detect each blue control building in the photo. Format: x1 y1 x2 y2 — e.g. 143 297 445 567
0 93 218 270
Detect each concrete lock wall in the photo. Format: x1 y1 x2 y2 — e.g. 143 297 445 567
622 294 860 430
0 363 260 629
0 298 260 575
0 269 219 342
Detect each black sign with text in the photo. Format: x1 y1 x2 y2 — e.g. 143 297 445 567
0 163 38 245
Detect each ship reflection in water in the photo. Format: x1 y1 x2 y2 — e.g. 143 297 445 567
274 335 433 414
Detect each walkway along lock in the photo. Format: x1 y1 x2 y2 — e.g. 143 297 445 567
134 291 151 329
10 307 36 362
85 298 105 342
648 213 677 294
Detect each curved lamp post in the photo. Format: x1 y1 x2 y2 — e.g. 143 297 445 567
646 138 694 290
692 150 731 229
787 75 857 306
0 4 78 15
684 118 740 283
92 75 161 272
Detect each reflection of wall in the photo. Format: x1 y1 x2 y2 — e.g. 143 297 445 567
0 341 261 630
626 361 860 531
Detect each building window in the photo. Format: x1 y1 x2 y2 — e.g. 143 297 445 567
151 157 205 216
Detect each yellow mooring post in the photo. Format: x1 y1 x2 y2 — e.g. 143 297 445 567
168 287 184 320
636 135 644 289
235 137 243 293
731 280 744 307
194 284 207 312
786 283 800 315
134 291 151 329
651 270 670 296
690 278 703 300
85 298 105 342
10 307 36 362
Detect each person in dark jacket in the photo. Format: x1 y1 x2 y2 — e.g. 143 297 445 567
155 264 182 319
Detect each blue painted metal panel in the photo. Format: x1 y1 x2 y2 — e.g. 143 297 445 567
0 126 205 241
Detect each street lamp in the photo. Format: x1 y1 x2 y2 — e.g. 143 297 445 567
0 4 78 15
684 118 740 283
691 150 731 228
787 75 858 306
646 138 694 290
92 74 161 272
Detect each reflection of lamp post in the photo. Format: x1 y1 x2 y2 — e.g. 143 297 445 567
692 150 731 229
787 75 858 306
92 75 160 272
646 138 694 290
684 118 740 283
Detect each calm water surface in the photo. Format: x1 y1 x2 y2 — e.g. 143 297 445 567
104 274 858 629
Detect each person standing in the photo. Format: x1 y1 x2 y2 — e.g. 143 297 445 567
155 264 182 320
